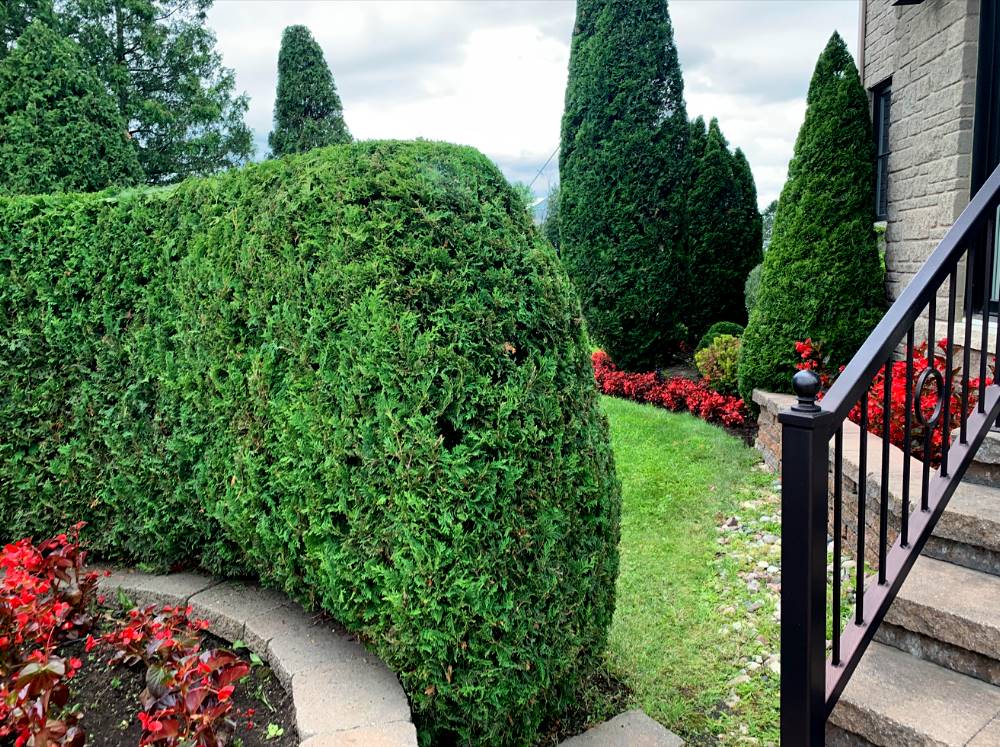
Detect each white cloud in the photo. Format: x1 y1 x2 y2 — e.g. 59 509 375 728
206 0 859 208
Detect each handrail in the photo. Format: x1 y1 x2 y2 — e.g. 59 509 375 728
821 162 1000 425
779 161 1000 746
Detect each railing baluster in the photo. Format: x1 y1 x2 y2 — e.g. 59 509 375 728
962 243 976 443
902 328 915 546
922 296 936 512
942 271 957 477
856 395 868 625
833 426 843 666
981 216 995 410
879 359 892 585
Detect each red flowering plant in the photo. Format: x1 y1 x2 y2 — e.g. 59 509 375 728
2 527 252 747
100 605 251 746
0 522 98 747
592 350 748 427
795 338 993 464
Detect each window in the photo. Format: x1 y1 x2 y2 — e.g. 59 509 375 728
873 81 892 221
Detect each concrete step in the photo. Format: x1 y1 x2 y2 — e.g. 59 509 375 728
876 555 1000 685
829 642 1000 746
923 481 1000 576
838 419 1000 576
955 429 1000 488
559 711 683 747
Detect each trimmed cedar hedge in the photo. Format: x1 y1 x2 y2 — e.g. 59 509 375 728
0 140 622 746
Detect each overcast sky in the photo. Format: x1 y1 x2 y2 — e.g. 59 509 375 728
207 0 860 208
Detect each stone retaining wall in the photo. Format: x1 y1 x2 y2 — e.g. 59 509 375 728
753 389 901 567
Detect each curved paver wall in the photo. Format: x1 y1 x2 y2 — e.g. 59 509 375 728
99 569 416 747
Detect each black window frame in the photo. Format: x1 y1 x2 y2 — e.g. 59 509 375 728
873 79 892 222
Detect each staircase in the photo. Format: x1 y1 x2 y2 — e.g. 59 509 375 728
826 418 1000 745
779 162 1000 745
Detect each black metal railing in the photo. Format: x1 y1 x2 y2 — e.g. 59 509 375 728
780 163 1000 745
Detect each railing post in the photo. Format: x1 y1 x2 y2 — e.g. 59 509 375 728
779 370 830 746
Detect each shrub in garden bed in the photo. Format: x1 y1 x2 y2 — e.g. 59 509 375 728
695 335 741 396
0 140 621 746
738 33 885 402
696 321 744 353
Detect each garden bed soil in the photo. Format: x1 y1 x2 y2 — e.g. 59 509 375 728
64 622 297 747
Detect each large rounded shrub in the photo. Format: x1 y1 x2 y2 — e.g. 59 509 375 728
0 140 621 746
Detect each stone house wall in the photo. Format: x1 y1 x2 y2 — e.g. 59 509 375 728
861 0 980 303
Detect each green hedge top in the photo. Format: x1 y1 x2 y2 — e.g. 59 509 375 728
0 140 622 746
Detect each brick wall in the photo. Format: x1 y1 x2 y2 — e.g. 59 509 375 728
862 0 980 302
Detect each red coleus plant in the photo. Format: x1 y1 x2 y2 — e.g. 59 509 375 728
795 338 993 464
0 522 98 747
1 529 251 747
592 350 748 427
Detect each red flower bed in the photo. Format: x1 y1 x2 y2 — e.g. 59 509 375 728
795 338 992 465
1 526 251 747
592 351 748 427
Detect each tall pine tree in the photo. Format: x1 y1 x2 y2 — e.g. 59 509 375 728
0 0 55 57
269 25 350 157
686 119 761 334
739 32 884 400
732 146 764 299
10 0 255 184
0 21 142 194
559 0 691 370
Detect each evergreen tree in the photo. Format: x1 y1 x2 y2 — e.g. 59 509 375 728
761 198 778 250
689 115 708 163
686 119 760 334
269 25 350 156
0 21 143 194
559 0 691 370
53 0 253 184
542 184 560 251
1 0 55 57
738 32 884 401
732 146 764 289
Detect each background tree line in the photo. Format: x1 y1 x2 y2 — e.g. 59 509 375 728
0 1 349 193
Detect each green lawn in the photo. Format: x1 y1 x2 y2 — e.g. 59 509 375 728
601 395 778 743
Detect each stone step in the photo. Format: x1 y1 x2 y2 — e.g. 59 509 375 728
838 419 1000 576
829 642 1000 746
923 480 1000 576
959 430 1000 488
876 555 1000 685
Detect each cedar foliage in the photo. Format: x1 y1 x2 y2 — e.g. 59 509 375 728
269 25 351 156
686 118 762 335
0 140 621 747
739 32 884 400
559 0 691 370
0 21 142 194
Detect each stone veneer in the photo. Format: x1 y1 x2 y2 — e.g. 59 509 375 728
753 388 895 567
862 0 980 303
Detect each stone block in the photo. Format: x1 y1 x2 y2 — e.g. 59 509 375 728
559 710 683 747
250 605 378 689
187 581 289 645
98 569 218 609
299 722 417 747
293 660 411 739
